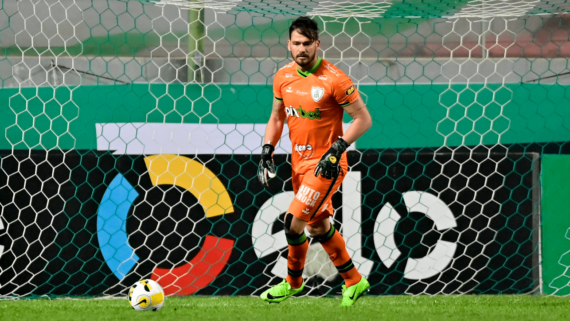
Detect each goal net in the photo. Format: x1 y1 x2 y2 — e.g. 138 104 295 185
0 0 569 297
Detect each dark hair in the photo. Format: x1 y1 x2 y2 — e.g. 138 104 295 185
289 16 319 41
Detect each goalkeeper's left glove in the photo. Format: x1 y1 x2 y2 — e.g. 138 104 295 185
258 143 277 186
314 137 350 179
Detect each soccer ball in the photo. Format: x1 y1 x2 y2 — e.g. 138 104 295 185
128 279 165 311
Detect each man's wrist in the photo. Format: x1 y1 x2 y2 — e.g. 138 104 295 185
334 137 350 153
262 143 275 156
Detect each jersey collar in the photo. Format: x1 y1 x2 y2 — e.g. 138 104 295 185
296 57 322 78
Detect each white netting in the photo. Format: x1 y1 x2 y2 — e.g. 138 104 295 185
0 0 567 298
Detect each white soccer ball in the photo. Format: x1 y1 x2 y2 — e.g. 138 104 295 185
128 279 165 311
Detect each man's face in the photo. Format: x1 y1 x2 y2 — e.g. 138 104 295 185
288 29 320 67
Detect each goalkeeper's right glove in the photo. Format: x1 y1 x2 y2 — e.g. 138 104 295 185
258 143 276 186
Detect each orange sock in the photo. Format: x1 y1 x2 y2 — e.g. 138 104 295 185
285 232 308 289
319 225 362 287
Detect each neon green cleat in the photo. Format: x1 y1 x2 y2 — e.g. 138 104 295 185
341 277 370 307
260 279 304 304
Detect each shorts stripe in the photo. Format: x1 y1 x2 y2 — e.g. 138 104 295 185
309 174 339 221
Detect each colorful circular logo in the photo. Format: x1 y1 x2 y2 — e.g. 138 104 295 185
97 155 234 295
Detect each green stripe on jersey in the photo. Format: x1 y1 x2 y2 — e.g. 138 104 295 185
297 57 322 78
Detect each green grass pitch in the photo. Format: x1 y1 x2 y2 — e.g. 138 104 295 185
1 295 569 321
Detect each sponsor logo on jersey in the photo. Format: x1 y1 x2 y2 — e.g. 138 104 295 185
302 208 310 215
285 73 293 78
285 105 321 120
346 86 355 96
296 185 321 207
324 64 340 76
311 86 325 102
296 90 308 96
318 75 328 81
295 144 314 158
286 86 293 93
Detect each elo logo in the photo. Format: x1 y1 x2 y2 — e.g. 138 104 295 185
374 191 457 279
251 172 457 280
97 155 235 295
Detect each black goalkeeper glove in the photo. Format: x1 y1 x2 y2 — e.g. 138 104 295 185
314 137 350 179
258 143 277 186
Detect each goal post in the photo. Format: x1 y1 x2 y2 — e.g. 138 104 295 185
0 0 568 297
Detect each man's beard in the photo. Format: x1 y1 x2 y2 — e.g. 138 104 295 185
295 52 315 67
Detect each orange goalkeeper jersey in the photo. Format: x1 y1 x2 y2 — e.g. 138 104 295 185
273 57 360 174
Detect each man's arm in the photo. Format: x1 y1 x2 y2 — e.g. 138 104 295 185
314 96 371 179
341 96 372 144
263 98 286 146
258 98 286 186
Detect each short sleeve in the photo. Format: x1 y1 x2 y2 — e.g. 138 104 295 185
273 73 283 101
333 74 359 107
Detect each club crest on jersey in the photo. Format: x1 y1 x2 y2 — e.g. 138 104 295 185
312 86 325 102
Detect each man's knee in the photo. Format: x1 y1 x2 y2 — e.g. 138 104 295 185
284 213 306 235
313 221 337 246
307 219 330 237
284 213 295 234
306 224 323 236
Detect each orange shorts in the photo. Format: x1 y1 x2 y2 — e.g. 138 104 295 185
287 167 345 225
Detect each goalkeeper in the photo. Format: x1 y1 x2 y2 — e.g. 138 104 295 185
257 16 372 307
